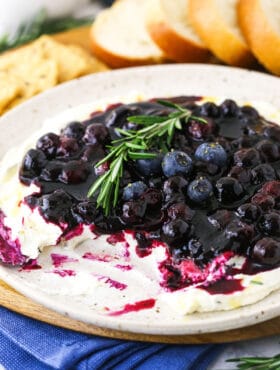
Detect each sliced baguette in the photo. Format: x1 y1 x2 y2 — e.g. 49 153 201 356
238 0 280 75
188 0 255 67
145 0 210 62
90 0 166 68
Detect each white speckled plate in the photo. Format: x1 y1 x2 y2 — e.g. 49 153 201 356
1 64 280 335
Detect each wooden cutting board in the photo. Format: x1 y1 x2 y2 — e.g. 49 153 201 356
1 278 280 343
0 26 279 343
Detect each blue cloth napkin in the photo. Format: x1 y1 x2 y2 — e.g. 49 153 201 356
0 306 223 370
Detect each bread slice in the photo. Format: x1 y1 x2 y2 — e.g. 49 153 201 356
90 0 166 68
145 0 210 62
188 0 255 67
238 0 280 75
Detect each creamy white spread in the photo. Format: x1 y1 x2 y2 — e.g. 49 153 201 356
1 93 280 315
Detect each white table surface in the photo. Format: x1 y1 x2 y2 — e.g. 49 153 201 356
209 335 280 369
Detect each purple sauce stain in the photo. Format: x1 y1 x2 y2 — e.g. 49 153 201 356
106 232 126 244
98 276 127 290
114 264 132 271
108 298 156 316
227 258 275 276
136 239 166 258
159 251 236 292
63 224 84 241
123 243 130 259
52 269 76 277
0 210 26 266
50 253 78 268
135 247 152 258
106 231 130 259
82 252 113 262
200 278 244 295
20 259 42 271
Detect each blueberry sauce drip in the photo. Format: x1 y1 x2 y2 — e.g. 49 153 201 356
13 96 280 290
108 298 156 316
0 211 26 265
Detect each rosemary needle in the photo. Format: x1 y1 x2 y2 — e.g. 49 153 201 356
87 100 207 216
227 352 280 370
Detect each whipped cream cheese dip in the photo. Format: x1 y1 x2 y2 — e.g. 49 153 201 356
1 92 280 327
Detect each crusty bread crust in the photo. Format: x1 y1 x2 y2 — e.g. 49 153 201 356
90 25 164 68
238 0 280 75
189 0 255 67
146 0 210 62
90 2 166 69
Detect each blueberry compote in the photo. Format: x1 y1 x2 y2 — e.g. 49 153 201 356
16 96 280 291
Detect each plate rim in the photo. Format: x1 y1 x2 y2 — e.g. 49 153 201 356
1 63 280 335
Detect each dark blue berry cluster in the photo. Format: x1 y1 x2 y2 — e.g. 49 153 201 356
18 97 280 288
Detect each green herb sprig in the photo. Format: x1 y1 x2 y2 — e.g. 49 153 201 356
0 9 92 53
227 352 280 370
87 100 206 215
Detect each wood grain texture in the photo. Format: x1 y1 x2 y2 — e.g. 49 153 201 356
1 279 280 343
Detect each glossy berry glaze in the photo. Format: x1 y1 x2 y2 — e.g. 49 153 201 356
2 96 280 293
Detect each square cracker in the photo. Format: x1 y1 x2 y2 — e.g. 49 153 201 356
0 43 58 99
0 72 22 114
33 35 100 82
67 45 109 74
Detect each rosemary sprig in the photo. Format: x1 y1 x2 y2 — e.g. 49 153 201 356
87 100 206 215
0 9 92 53
227 352 280 369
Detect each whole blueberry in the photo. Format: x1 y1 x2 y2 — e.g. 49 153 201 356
38 189 73 224
122 181 147 201
240 105 259 120
162 151 192 177
261 181 280 199
228 165 251 184
62 121 85 140
72 201 98 224
57 137 79 157
83 123 110 145
251 238 280 266
162 219 191 244
167 203 194 221
19 149 46 184
251 193 275 211
36 133 60 159
122 201 147 223
216 177 244 203
264 126 280 142
233 148 261 168
251 164 276 184
255 140 280 162
140 188 162 208
225 220 255 251
59 161 90 184
195 142 227 167
187 177 213 202
198 102 220 117
81 144 105 163
258 212 280 236
220 99 240 117
208 210 234 230
188 118 214 139
237 203 262 222
40 161 63 182
163 176 188 195
136 153 163 177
